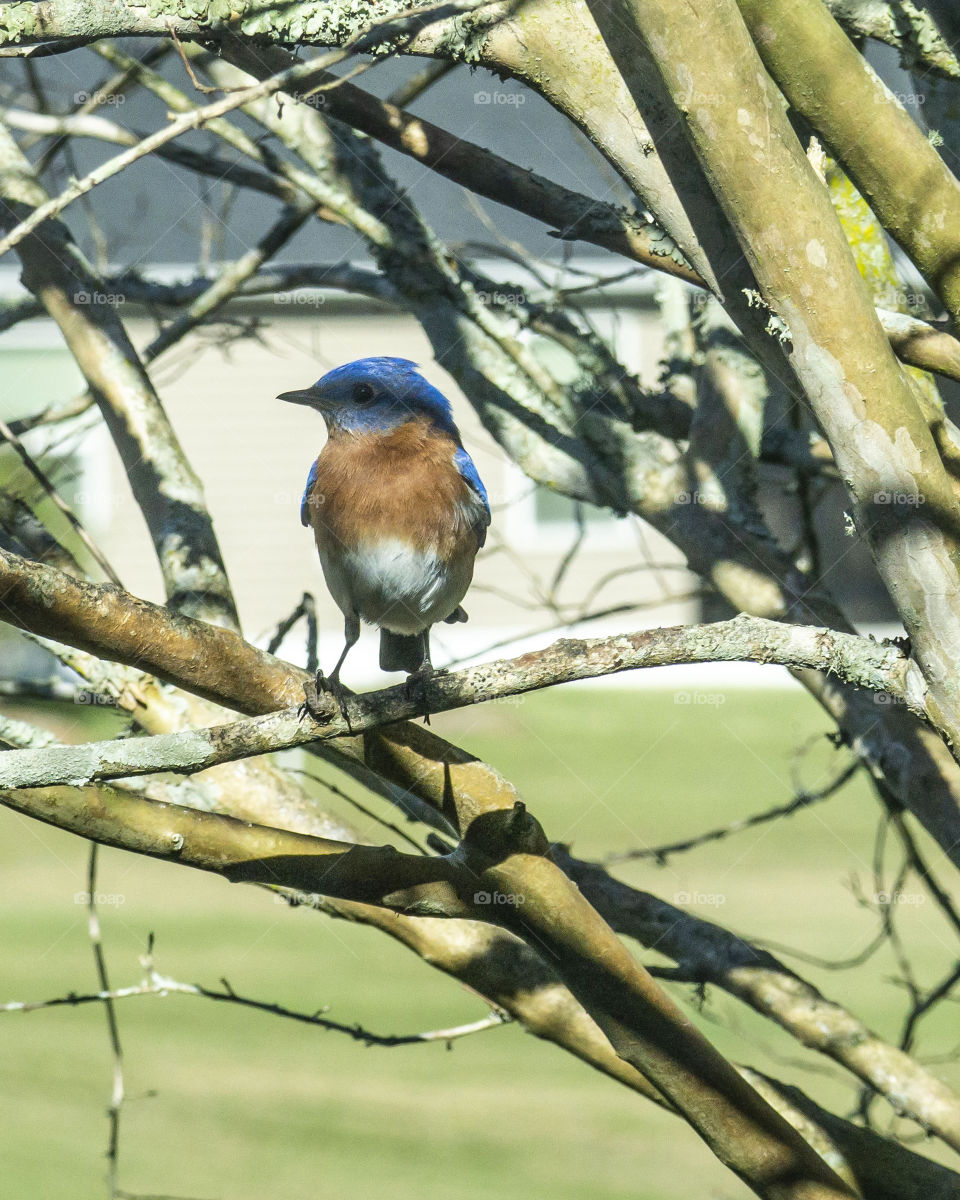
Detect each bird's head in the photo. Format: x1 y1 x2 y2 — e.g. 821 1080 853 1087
277 357 458 436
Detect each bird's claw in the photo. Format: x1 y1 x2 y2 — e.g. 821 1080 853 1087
299 670 353 732
403 663 447 724
298 673 330 723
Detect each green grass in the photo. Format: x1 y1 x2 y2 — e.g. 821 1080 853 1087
2 687 958 1199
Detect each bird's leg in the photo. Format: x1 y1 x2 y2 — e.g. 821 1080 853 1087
403 629 445 723
301 613 359 728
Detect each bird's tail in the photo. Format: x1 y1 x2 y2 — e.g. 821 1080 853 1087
379 629 424 674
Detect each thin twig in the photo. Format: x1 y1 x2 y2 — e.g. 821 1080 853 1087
266 591 318 675
86 845 125 1199
3 955 510 1047
386 59 457 107
889 805 960 942
603 759 861 865
284 767 430 855
0 416 121 585
0 4 464 259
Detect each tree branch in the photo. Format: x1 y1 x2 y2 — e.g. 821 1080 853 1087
558 850 960 1153
737 0 960 329
0 104 304 203
0 776 472 914
590 0 960 756
0 617 919 792
0 122 240 627
0 52 353 258
0 539 861 1197
216 44 698 281
2 954 510 1046
824 0 960 79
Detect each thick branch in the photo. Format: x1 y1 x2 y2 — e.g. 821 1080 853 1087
590 0 960 754
228 50 698 280
0 778 474 915
0 543 858 1198
560 851 960 1152
824 0 960 79
0 617 919 792
737 0 960 328
210 43 960 385
5 648 956 1191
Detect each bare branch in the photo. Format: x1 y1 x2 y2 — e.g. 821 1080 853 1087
2 951 510 1046
0 615 918 792
0 545 866 1197
603 759 862 865
386 58 456 107
737 0 960 329
0 1 500 254
0 105 304 203
0 123 239 627
142 199 319 360
592 0 960 754
559 850 960 1153
215 43 698 281
0 412 121 583
3 549 948 1190
0 58 344 258
824 0 960 79
85 846 124 1197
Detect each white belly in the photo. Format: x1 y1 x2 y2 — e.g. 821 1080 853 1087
320 539 472 635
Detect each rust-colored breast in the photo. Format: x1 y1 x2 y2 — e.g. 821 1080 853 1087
307 419 476 560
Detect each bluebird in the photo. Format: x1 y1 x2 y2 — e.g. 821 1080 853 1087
278 357 490 715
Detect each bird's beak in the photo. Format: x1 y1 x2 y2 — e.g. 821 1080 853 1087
277 388 317 406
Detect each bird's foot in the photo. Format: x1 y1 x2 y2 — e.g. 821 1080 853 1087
403 663 447 724
299 670 353 732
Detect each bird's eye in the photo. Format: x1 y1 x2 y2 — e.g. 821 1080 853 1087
352 382 375 404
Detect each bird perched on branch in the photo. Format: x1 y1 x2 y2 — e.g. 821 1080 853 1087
278 357 490 717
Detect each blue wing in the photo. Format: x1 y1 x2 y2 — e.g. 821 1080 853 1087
300 460 320 528
454 447 491 548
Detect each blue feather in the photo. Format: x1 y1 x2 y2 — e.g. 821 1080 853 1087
454 447 491 548
313 358 459 437
301 459 320 528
